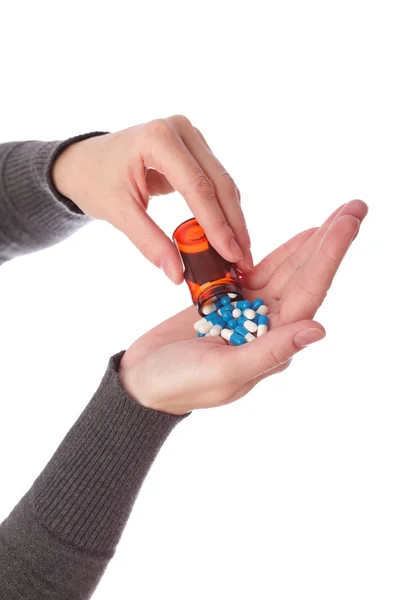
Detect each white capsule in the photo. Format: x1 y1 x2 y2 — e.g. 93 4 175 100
257 324 268 337
243 320 258 333
198 321 213 334
243 308 256 320
231 301 238 308
231 308 241 319
221 328 234 341
205 332 211 337
245 332 256 342
256 305 268 316
194 318 207 331
209 324 223 337
202 302 217 315
228 293 237 299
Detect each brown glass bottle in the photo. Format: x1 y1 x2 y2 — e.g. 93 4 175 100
173 218 243 315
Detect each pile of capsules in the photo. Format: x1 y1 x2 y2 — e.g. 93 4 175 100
194 294 269 346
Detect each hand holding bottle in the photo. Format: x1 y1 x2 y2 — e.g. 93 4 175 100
52 116 253 283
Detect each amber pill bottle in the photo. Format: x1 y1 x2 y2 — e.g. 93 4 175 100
173 218 243 315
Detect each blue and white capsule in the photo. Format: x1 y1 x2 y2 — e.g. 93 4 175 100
257 314 269 337
256 304 268 316
232 308 242 319
237 316 258 333
236 300 251 310
243 308 256 320
252 298 264 311
220 295 232 306
209 324 223 337
221 328 246 345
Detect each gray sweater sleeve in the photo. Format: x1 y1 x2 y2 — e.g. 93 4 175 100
0 139 188 598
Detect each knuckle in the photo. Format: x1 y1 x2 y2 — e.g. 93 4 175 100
192 173 215 197
146 118 171 138
220 170 236 191
168 114 192 130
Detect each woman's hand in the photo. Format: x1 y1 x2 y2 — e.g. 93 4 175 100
119 200 368 415
52 116 252 282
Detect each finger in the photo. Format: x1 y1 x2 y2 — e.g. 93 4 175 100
280 214 360 324
267 200 368 298
173 119 253 272
145 168 175 196
115 196 184 284
241 228 318 290
220 319 325 383
227 359 293 404
140 119 243 264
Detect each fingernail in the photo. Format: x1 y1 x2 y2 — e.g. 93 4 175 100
229 238 244 262
294 328 326 348
160 258 177 284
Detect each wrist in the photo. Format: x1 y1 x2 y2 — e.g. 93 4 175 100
51 132 108 208
118 363 189 417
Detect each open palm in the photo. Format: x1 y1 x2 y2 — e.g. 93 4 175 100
120 201 368 415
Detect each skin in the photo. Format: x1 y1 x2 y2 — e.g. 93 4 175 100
52 117 367 415
53 115 253 282
119 200 368 415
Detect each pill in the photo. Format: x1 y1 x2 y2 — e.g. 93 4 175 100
258 315 269 326
231 333 246 346
237 316 258 333
215 316 227 328
221 328 234 341
257 324 268 337
197 332 206 337
198 321 213 334
202 302 218 315
244 332 256 343
256 305 268 316
228 293 238 299
220 295 232 306
236 300 251 309
235 325 249 337
205 312 221 324
232 308 241 319
252 298 264 310
194 318 206 331
209 324 223 336
221 309 233 322
243 308 256 320
227 318 238 329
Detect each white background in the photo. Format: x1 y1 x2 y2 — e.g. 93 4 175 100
0 1 399 598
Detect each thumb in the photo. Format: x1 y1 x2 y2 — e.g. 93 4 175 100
225 319 326 382
116 203 184 284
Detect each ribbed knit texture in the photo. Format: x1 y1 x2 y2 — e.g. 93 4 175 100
0 138 188 599
0 133 105 265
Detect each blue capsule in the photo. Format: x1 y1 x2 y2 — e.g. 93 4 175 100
215 316 227 328
236 300 251 309
252 298 264 310
258 315 269 326
220 295 232 306
231 333 246 345
215 300 222 309
205 312 220 324
234 325 249 337
221 309 233 322
197 332 206 337
227 318 238 329
237 316 247 326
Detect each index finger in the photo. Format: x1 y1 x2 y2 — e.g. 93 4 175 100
140 120 243 264
279 214 361 324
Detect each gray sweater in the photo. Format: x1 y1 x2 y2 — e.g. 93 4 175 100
0 136 187 599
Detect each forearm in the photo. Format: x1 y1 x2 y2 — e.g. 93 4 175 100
0 352 186 599
0 134 104 265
